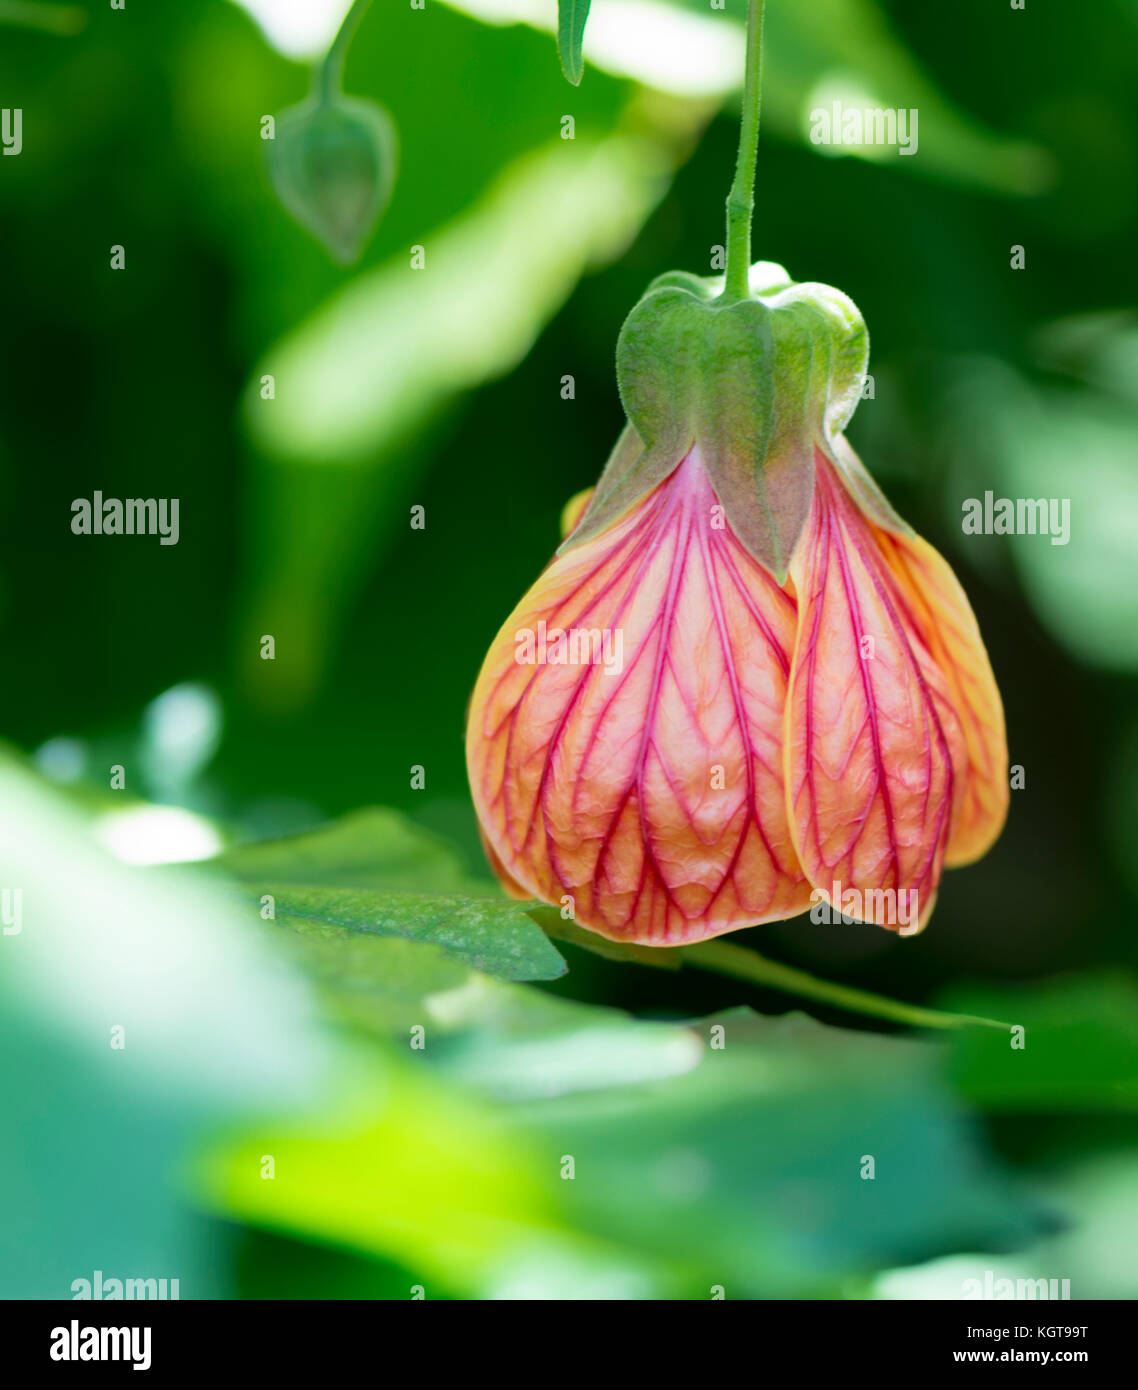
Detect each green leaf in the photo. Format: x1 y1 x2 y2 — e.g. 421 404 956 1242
240 883 567 984
276 931 471 1035
514 1008 1050 1295
213 807 472 892
423 974 700 1100
557 0 591 85
192 1056 677 1299
209 810 567 1006
194 990 1049 1298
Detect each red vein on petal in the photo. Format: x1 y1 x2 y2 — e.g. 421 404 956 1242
495 498 666 849
830 486 954 890
472 450 807 943
791 456 956 914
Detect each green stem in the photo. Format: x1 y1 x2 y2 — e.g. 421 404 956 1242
680 939 1010 1031
723 0 766 301
317 0 373 104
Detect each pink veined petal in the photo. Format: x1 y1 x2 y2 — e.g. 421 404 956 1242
466 449 812 945
785 452 968 932
873 527 1009 866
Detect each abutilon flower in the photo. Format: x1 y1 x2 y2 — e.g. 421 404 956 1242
466 263 1007 945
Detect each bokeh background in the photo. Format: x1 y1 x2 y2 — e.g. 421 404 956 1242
2 0 1137 1300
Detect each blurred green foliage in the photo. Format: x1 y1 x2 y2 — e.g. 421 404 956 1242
2 0 1138 1299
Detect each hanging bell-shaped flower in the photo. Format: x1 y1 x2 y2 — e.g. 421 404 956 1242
466 263 1007 944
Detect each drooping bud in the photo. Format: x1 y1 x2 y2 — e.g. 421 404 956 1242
268 94 397 265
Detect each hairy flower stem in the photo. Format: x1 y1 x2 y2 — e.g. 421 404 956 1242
723 0 766 301
318 0 374 104
680 939 1010 1031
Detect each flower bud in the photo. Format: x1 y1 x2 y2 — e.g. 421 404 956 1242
268 95 396 265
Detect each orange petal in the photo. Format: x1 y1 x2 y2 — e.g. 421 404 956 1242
873 528 1008 866
785 453 970 932
466 450 811 945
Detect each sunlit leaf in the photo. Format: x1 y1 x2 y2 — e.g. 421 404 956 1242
192 1066 676 1299
194 998 1049 1297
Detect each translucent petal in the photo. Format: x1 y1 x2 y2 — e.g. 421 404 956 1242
467 451 810 944
785 454 969 932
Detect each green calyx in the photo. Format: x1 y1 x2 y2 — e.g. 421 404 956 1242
561 262 872 582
